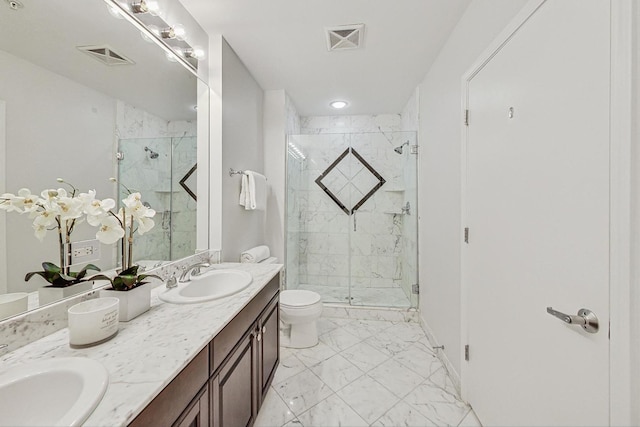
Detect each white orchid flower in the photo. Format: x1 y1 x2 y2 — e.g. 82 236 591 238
40 188 66 201
122 193 155 221
86 198 116 216
31 210 57 227
16 189 41 213
56 196 84 221
0 192 24 213
136 217 155 235
96 216 125 244
32 215 51 241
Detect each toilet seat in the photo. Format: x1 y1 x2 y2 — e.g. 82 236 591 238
280 290 321 307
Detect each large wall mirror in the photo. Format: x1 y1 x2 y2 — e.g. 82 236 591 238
0 0 209 315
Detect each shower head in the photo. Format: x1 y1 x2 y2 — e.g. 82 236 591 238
144 146 159 159
394 141 410 154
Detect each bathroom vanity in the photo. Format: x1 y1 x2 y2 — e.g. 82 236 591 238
130 273 279 427
0 262 282 427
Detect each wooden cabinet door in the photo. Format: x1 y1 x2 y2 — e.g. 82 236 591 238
211 330 257 427
173 385 209 427
259 298 279 401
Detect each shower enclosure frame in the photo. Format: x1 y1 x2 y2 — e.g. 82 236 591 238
284 130 420 310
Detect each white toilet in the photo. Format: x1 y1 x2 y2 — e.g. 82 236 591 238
280 289 323 348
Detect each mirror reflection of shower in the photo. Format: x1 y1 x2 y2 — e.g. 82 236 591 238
144 146 159 159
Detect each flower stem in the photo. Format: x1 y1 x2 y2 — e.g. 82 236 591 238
121 206 127 271
56 217 65 274
127 215 134 268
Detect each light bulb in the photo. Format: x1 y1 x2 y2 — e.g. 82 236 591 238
145 0 160 16
173 24 186 41
330 100 348 109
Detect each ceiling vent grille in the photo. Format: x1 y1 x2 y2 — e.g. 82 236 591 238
325 24 364 51
77 45 134 66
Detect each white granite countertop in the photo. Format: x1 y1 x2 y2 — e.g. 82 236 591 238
0 262 282 427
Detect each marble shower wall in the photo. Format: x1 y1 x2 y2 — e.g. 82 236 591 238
287 114 417 307
115 101 197 263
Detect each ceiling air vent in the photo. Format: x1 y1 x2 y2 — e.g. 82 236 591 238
325 24 364 51
77 45 134 66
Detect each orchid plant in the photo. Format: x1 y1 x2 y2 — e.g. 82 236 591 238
0 179 102 287
0 178 160 290
86 178 161 291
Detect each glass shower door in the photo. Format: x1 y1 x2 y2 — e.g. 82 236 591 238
286 134 351 303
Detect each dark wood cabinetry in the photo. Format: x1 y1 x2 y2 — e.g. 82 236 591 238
129 273 280 427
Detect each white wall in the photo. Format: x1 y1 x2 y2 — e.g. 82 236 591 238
630 2 640 424
0 50 115 293
263 90 287 263
220 39 265 261
417 0 528 374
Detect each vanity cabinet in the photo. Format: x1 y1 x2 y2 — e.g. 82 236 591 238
128 273 280 427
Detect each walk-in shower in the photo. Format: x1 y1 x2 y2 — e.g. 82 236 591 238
285 131 418 309
117 136 197 261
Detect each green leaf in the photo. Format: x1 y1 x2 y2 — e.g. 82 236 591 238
120 265 139 276
42 262 61 274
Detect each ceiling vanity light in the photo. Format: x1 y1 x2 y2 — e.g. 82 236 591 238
104 0 202 73
130 0 159 15
330 100 348 109
183 48 205 59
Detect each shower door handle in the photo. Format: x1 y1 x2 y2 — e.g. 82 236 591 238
353 211 356 231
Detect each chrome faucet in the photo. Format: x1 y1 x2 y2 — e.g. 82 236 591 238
179 262 210 283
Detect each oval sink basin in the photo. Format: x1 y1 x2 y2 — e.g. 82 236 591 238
159 269 253 304
0 357 108 427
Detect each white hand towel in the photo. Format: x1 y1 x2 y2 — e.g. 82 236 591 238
245 171 267 211
239 173 249 207
240 245 270 263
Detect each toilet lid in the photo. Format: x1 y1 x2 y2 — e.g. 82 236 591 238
280 290 321 307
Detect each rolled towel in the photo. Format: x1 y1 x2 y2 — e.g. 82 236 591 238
240 245 270 263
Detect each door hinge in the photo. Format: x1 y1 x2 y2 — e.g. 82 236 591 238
464 109 469 126
465 344 470 361
410 145 419 155
464 227 469 244
412 284 419 294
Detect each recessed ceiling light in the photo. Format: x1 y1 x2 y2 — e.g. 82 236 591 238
330 100 348 109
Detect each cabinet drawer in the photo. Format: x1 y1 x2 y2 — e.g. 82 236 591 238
210 276 279 375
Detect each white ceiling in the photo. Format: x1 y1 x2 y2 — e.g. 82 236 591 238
0 0 197 121
179 0 471 116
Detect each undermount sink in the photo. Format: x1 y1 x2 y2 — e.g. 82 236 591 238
159 269 253 304
0 357 108 427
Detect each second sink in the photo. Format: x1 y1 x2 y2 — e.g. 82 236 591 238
159 269 253 304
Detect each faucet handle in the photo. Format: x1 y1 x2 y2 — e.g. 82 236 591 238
166 274 177 289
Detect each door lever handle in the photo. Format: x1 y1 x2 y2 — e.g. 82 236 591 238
546 307 599 333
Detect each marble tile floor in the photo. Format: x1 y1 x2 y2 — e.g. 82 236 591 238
298 285 411 309
256 316 482 427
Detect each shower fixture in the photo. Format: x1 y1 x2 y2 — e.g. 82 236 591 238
144 146 159 159
394 141 410 154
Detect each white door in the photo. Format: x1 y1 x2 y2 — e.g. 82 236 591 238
463 1 610 425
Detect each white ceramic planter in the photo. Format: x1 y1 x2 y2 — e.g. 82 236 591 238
100 284 151 322
38 281 94 306
0 293 29 320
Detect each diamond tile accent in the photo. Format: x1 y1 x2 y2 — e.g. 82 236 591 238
315 148 385 215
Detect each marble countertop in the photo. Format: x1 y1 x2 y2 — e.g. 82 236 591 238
0 262 282 427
